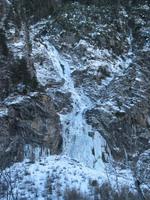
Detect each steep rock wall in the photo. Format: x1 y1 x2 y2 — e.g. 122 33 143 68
86 51 150 163
0 94 62 169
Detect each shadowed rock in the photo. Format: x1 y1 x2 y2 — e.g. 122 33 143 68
0 93 62 169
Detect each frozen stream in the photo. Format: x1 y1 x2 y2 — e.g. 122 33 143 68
47 44 111 170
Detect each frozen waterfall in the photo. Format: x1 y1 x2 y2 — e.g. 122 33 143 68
47 43 111 171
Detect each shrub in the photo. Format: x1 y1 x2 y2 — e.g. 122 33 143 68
90 182 140 200
64 187 86 200
45 176 53 195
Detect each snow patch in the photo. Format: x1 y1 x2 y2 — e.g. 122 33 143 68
0 108 8 117
4 95 30 105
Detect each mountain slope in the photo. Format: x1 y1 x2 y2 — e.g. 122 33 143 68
0 1 150 199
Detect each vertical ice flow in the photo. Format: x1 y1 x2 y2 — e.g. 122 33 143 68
48 44 111 170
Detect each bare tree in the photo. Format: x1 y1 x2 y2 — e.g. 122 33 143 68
0 169 18 200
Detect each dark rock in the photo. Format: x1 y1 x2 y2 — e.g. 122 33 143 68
0 94 62 169
53 91 73 114
136 149 150 186
86 51 150 163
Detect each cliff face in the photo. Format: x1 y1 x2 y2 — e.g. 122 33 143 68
0 0 150 199
86 51 150 162
0 94 62 169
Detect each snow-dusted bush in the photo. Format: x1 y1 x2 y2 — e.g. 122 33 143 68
63 187 86 200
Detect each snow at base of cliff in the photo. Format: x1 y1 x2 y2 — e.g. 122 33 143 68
1 153 136 200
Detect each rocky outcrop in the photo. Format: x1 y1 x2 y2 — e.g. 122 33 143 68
0 93 62 169
86 51 150 165
136 149 150 187
52 91 73 114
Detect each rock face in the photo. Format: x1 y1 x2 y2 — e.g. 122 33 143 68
52 91 73 114
86 51 150 164
0 94 62 169
136 149 150 186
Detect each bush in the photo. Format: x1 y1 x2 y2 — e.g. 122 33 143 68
64 187 86 200
45 176 53 195
91 182 140 200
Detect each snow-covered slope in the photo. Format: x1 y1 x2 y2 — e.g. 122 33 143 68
1 154 136 200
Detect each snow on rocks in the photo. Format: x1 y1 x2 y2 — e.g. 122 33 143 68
3 95 30 106
0 108 8 117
